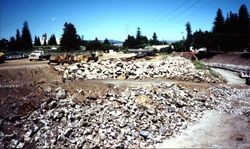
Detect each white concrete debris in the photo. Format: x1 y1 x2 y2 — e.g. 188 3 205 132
3 83 250 148
58 56 221 83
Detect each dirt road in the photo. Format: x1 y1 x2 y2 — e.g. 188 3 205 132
212 68 246 85
0 59 49 70
156 110 250 148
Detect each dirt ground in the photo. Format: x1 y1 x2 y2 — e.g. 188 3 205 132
201 52 250 66
0 58 249 148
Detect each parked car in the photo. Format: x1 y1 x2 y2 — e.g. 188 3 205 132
5 52 27 60
28 50 51 61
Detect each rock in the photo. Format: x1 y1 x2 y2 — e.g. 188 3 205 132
146 108 156 115
59 56 221 83
56 88 66 99
64 128 73 138
44 86 52 93
135 95 152 108
9 79 249 148
8 139 18 148
139 130 151 139
16 142 24 148
69 65 79 71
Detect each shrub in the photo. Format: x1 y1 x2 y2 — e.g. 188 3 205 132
193 61 206 70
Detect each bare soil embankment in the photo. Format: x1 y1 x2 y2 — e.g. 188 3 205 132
201 52 250 66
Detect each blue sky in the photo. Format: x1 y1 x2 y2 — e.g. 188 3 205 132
0 0 249 41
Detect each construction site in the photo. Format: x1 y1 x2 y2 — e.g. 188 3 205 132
0 51 249 148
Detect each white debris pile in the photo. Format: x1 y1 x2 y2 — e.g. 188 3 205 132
58 56 221 83
4 83 250 148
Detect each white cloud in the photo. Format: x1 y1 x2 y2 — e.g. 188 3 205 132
51 17 56 22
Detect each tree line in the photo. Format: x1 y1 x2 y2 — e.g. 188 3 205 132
0 4 249 52
123 27 163 49
191 4 249 52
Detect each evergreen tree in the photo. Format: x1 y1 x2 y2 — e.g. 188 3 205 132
123 35 137 49
238 4 249 33
150 32 160 45
0 38 8 50
21 21 32 50
212 8 225 33
48 34 58 45
60 22 80 51
9 36 16 50
136 27 141 40
34 36 38 46
15 29 21 49
34 36 42 46
212 8 225 51
185 22 192 51
37 36 41 46
238 4 250 48
103 38 111 51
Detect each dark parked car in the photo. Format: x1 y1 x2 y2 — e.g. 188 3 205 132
5 52 27 60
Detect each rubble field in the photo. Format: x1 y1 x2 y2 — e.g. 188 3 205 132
0 56 249 148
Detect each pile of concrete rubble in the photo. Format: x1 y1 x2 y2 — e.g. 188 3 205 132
54 56 221 83
4 83 250 148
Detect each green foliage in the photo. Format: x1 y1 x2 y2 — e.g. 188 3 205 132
212 8 225 33
209 69 220 78
48 34 58 46
84 38 115 52
8 36 16 50
185 22 192 51
60 22 81 51
193 61 220 78
192 30 215 50
172 40 185 52
123 35 137 48
152 48 158 53
149 32 160 45
21 21 33 50
102 38 112 51
15 29 21 49
0 38 8 50
193 61 206 70
34 36 41 46
159 46 173 54
123 27 149 49
210 5 250 51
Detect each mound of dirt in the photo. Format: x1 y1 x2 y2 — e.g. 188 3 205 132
202 52 250 66
0 66 61 85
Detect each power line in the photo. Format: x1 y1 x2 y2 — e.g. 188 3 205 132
167 0 215 29
154 0 189 22
150 0 184 21
161 0 201 25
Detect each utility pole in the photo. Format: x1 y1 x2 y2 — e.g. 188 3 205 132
181 31 185 52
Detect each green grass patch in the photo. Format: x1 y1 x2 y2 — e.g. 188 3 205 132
209 69 220 78
193 60 220 78
193 61 206 70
